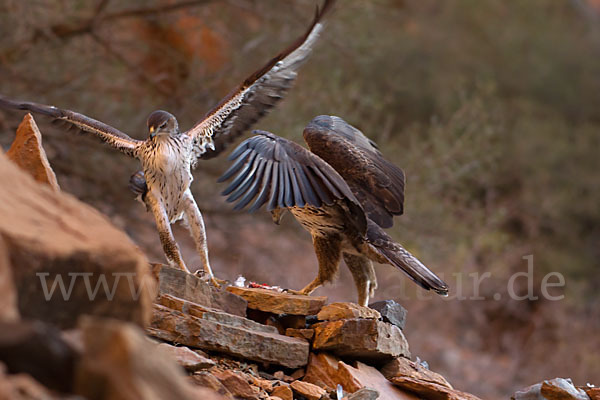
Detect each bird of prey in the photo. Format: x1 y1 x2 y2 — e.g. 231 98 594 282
0 0 335 286
219 115 448 305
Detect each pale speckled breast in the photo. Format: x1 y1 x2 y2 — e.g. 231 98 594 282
140 135 194 221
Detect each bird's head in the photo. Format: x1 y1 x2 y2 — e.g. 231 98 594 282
147 110 178 139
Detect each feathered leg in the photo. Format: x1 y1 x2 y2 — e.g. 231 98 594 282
343 253 377 306
181 190 220 287
146 191 188 272
289 234 342 296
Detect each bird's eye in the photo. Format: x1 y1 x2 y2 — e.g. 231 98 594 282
160 122 167 129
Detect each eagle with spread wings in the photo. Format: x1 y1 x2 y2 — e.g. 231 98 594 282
219 115 448 305
0 0 335 286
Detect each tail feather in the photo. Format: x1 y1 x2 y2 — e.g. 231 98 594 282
367 222 448 296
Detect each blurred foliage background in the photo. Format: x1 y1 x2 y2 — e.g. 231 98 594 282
1 0 599 397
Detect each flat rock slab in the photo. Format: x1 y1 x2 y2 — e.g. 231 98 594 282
540 378 590 400
157 343 215 372
381 357 452 389
227 286 326 316
290 380 326 400
7 114 59 190
149 304 309 368
313 319 410 361
317 302 381 321
154 265 247 317
389 377 482 400
369 300 407 330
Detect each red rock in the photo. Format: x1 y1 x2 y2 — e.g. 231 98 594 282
74 316 217 400
190 371 234 399
291 368 305 380
271 384 293 400
149 304 309 368
381 357 452 389
155 265 246 317
303 352 343 392
286 328 315 341
290 380 327 400
317 302 381 321
0 151 155 329
586 387 600 400
313 319 410 361
337 361 419 400
157 343 215 371
389 376 482 400
6 113 59 190
250 376 274 392
227 286 326 316
540 378 590 400
212 369 259 400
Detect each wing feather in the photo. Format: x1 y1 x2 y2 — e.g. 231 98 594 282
185 0 336 161
220 129 360 215
0 95 141 157
303 115 406 228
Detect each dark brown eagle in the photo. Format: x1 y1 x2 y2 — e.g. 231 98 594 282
219 115 449 305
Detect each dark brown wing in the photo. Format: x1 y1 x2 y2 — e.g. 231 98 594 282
218 130 366 233
0 95 141 157
185 0 336 161
303 115 405 229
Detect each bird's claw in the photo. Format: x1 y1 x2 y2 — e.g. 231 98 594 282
193 270 227 288
283 288 307 296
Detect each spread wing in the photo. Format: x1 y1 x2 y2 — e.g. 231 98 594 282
185 0 336 162
302 115 406 229
0 95 141 157
218 130 366 233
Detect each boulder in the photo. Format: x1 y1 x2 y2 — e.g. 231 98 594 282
74 316 220 400
317 302 381 321
0 151 155 329
312 319 410 360
271 384 293 400
381 357 452 389
389 376 482 400
227 286 326 316
290 380 327 400
153 265 246 317
369 300 407 330
157 343 215 372
0 320 78 393
149 304 310 368
212 369 260 400
6 113 59 190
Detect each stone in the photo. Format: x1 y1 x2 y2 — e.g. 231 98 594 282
389 376 482 400
286 328 315 341
0 151 155 329
0 237 18 322
290 368 305 380
6 114 59 190
74 316 220 400
369 300 407 330
154 265 246 317
227 286 326 316
586 388 600 400
344 388 380 400
304 352 344 392
312 319 410 360
271 384 293 400
317 302 381 321
190 371 234 399
511 383 543 400
381 357 452 389
149 304 310 368
0 320 78 393
250 376 274 392
157 343 215 371
212 369 259 400
337 362 419 400
290 380 327 400
156 294 276 334
541 378 590 400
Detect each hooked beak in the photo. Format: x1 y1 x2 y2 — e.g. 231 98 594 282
149 126 156 138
